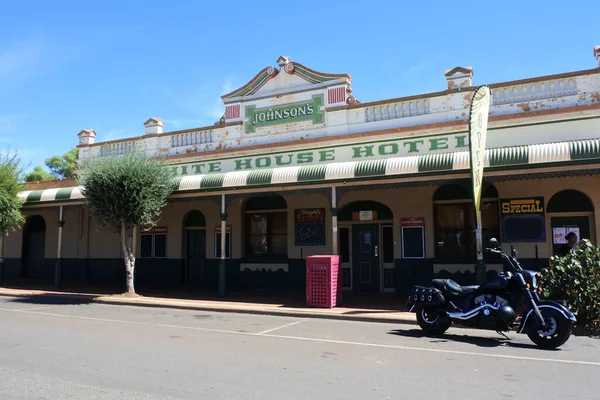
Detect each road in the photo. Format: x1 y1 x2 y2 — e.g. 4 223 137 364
0 296 598 400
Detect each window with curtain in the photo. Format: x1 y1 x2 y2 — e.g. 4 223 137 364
433 183 500 261
243 195 288 260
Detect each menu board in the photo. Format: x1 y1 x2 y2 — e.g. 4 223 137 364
500 197 546 243
294 208 326 246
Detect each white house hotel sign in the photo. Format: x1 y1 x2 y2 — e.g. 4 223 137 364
170 133 471 177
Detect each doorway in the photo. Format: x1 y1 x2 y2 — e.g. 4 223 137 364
351 224 380 292
547 189 595 256
21 215 47 279
184 210 206 287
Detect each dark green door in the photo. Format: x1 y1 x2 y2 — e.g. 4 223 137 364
352 224 380 292
551 216 591 256
186 229 206 287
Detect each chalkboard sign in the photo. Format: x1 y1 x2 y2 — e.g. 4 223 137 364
294 208 326 246
500 197 546 243
402 226 425 259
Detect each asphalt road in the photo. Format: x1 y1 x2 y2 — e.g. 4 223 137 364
0 296 598 400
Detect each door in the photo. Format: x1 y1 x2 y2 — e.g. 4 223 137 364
22 216 47 279
550 216 591 256
351 224 380 292
185 229 206 286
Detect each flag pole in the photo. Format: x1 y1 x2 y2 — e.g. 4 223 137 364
468 85 491 284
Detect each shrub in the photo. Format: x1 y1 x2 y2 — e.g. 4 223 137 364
539 239 600 333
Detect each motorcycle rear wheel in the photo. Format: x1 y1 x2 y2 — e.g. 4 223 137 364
527 315 573 349
417 307 451 335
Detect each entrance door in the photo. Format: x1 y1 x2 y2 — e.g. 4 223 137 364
22 216 47 279
185 229 206 287
550 216 591 256
351 224 380 292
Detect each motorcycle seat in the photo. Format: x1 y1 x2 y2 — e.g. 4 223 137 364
432 279 479 297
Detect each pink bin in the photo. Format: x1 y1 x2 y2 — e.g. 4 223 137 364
306 255 342 308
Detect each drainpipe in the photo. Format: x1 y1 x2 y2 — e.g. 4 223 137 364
218 194 228 297
55 205 65 288
331 186 338 255
0 230 5 286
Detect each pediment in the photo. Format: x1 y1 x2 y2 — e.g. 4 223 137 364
221 56 351 103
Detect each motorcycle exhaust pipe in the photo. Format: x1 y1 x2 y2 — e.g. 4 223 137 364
447 303 501 320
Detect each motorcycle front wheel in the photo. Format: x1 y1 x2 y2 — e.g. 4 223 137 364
416 307 451 335
527 313 573 349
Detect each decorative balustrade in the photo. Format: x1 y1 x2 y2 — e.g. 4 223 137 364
169 130 214 148
99 141 136 156
491 77 578 105
365 98 430 122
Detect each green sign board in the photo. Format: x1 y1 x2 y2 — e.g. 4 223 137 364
170 133 470 177
245 95 324 133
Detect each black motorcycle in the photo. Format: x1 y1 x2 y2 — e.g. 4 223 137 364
406 238 576 349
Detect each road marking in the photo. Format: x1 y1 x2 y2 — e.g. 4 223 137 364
1 307 599 367
15 306 61 312
257 320 305 334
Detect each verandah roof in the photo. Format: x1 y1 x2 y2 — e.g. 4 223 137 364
18 138 600 204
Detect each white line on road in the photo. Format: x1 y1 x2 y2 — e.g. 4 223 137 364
257 320 305 334
1 307 599 367
15 306 61 312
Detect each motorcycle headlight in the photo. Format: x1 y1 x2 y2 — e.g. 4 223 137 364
531 274 537 288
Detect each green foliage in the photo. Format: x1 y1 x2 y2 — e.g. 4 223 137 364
0 150 26 232
76 151 177 233
539 239 600 332
24 148 79 182
24 165 56 182
46 148 78 178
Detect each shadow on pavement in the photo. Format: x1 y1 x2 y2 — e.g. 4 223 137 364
6 294 97 306
387 328 560 351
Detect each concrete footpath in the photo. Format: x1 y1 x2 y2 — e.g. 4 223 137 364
0 287 416 325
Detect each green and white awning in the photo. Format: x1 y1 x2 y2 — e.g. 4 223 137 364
18 138 600 204
18 186 85 204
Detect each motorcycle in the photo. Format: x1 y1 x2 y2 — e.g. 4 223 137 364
406 238 576 349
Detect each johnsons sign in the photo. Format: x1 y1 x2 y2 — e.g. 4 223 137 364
245 95 324 133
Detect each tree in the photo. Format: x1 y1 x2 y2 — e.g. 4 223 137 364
0 150 26 283
24 166 55 182
24 148 79 182
76 151 177 294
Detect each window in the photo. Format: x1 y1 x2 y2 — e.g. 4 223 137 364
244 195 288 260
245 212 287 260
339 228 350 263
433 183 500 261
382 225 394 263
140 227 167 258
215 227 232 259
434 201 499 260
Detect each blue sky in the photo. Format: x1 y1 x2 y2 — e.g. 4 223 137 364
1 0 598 173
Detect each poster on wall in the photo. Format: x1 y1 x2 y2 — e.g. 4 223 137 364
401 217 425 259
294 208 326 246
500 197 546 243
554 227 581 244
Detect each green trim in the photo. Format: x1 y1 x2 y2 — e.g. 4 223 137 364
489 146 529 166
247 170 273 185
295 65 338 83
355 159 387 177
570 140 600 160
233 70 270 97
26 190 43 202
419 153 454 172
55 187 74 201
298 165 327 181
200 174 225 188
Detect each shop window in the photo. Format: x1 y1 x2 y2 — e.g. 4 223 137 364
140 227 167 258
339 228 350 262
434 183 500 260
382 225 394 263
244 194 288 260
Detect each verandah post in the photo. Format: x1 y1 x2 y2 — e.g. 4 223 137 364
218 194 227 297
331 186 338 255
55 205 65 289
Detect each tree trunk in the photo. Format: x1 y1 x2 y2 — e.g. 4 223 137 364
121 221 135 294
